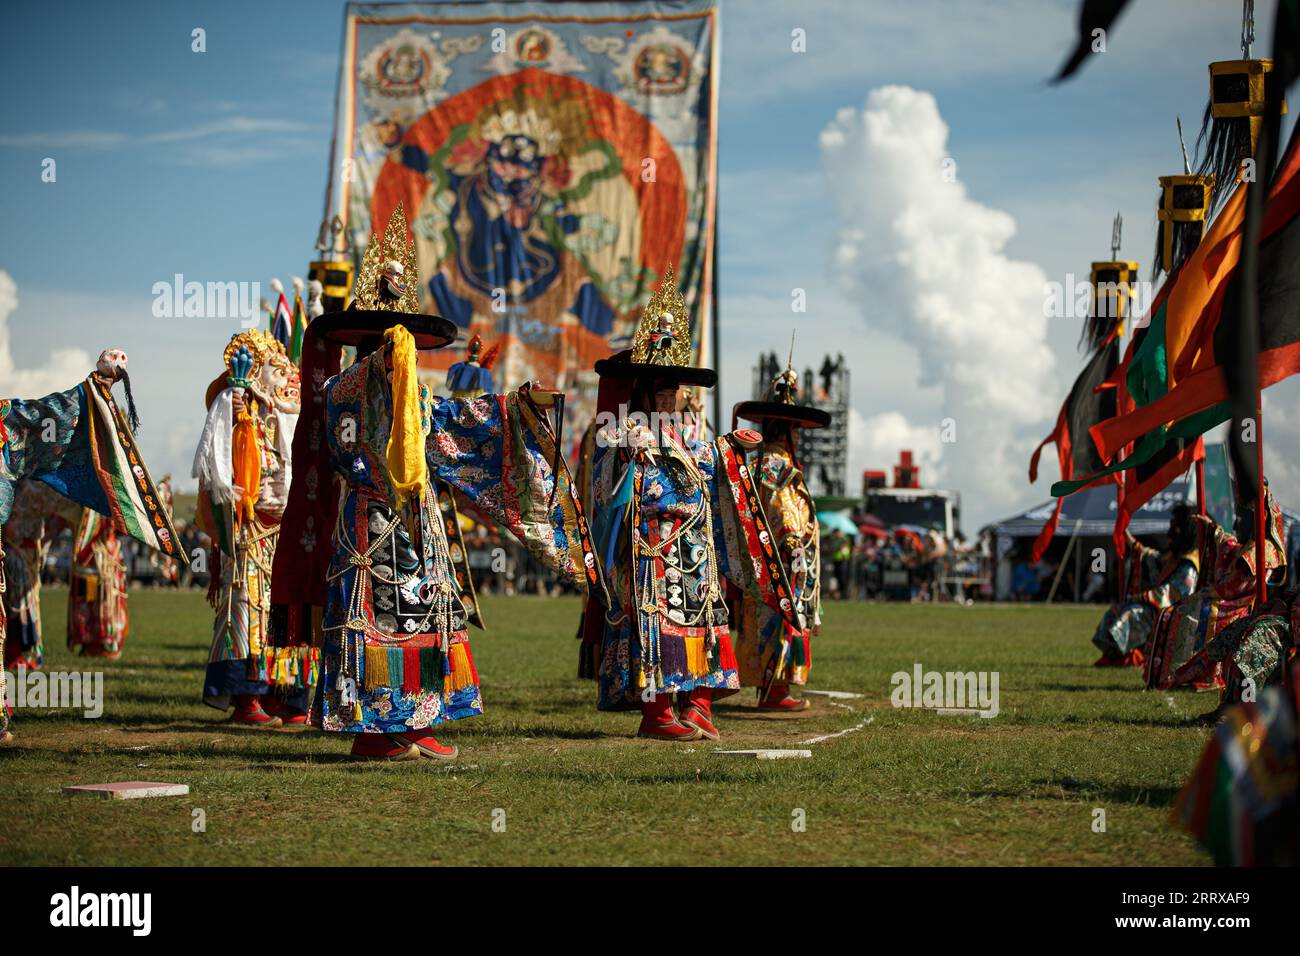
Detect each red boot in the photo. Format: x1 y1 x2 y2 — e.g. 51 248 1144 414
350 733 420 761
1092 653 1127 668
231 693 281 728
387 730 458 760
1121 648 1145 668
261 694 308 726
758 683 809 712
637 692 700 741
679 686 720 740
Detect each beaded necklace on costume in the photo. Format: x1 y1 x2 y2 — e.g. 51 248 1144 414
325 483 462 690
633 426 722 685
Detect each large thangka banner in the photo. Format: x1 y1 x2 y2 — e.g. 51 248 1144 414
324 0 719 419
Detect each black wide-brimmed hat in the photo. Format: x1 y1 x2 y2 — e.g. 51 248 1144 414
595 265 716 388
314 200 458 353
594 349 717 388
312 309 458 351
733 399 830 429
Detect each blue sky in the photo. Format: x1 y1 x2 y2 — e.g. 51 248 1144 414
3 0 1297 529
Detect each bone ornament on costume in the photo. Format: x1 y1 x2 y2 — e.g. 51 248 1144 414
278 202 601 743
730 351 830 704
1 350 185 737
193 329 315 719
584 267 799 733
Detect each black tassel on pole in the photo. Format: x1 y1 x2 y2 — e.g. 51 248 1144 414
119 370 142 434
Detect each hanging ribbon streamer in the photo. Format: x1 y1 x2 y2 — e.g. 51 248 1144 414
230 398 261 525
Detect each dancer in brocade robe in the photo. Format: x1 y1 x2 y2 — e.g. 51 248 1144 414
194 329 314 727
1091 505 1199 668
1144 486 1286 691
0 350 185 743
1 480 78 669
1196 593 1299 722
731 354 831 711
274 203 600 762
66 509 128 658
1174 660 1299 865
582 266 799 742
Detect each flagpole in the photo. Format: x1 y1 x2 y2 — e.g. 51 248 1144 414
1195 456 1206 518
1255 397 1267 606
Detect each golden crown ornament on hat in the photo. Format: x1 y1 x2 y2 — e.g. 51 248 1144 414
311 201 458 351
630 263 691 369
595 264 717 388
352 201 421 315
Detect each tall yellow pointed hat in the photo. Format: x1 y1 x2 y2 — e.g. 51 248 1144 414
311 201 457 351
594 264 717 388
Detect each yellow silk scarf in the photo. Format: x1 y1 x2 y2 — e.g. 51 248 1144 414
384 325 426 506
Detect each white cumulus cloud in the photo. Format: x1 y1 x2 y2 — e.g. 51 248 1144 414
820 85 1057 520
848 409 943 489
0 271 92 398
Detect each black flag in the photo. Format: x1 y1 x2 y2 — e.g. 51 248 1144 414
1051 0 1133 83
1226 0 1300 501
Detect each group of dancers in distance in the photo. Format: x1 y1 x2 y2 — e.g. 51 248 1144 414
0 204 827 759
1089 484 1293 724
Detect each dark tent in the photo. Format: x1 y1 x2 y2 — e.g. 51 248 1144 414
986 478 1300 600
992 479 1192 538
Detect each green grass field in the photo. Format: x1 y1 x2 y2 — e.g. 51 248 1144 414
0 590 1216 866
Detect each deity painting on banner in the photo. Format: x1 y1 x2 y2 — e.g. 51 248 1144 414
321 1 719 434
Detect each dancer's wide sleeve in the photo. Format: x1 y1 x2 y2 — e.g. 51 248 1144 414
426 391 600 592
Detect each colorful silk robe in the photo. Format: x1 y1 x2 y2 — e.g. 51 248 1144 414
1 374 182 735
1178 584 1300 706
2 525 47 669
316 350 594 734
67 509 128 657
1174 663 1299 866
1 480 77 668
1091 539 1198 657
589 425 797 711
196 391 315 708
735 445 819 691
1144 511 1286 690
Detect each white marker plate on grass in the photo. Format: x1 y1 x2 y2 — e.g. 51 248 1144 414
713 749 812 760
801 690 864 699
63 782 190 800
